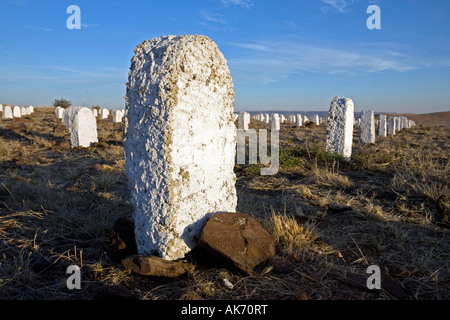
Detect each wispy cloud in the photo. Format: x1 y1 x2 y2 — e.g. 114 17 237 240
228 40 418 84
25 25 52 32
320 0 355 13
200 10 226 24
81 23 100 28
0 64 127 85
220 0 253 9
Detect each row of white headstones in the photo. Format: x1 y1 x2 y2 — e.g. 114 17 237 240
237 104 416 158
0 104 124 148
0 104 34 118
54 106 125 123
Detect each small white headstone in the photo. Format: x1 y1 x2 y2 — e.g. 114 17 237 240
112 109 124 123
2 106 13 119
55 107 65 119
360 110 375 144
101 108 109 119
387 117 396 135
394 117 401 132
63 106 98 148
238 111 250 130
296 114 302 127
326 97 354 159
378 114 387 137
313 115 320 126
20 106 28 116
13 106 21 118
271 113 280 130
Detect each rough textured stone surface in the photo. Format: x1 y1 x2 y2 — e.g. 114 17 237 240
378 114 387 137
2 106 13 119
271 113 280 130
63 106 98 148
198 212 275 275
360 110 375 143
326 97 354 159
122 255 195 277
388 117 396 135
124 35 237 260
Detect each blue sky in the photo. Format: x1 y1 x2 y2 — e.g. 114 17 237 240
0 0 449 113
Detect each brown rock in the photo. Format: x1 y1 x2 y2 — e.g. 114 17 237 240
107 217 138 262
198 212 275 275
122 254 195 278
304 121 317 128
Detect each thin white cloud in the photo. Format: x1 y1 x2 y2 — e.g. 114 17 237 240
81 23 100 28
0 64 127 85
25 25 52 32
220 0 253 9
228 40 418 84
200 10 226 24
320 0 355 13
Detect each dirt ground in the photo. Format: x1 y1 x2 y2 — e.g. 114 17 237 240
0 107 448 300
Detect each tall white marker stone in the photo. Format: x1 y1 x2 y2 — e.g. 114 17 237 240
360 110 375 144
378 114 387 137
388 117 396 135
63 107 98 148
326 97 354 159
124 35 238 260
271 113 280 130
296 114 303 127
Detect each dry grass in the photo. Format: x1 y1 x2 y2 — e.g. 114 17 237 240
0 108 449 300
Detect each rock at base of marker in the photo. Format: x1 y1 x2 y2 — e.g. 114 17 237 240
198 212 275 275
121 255 195 278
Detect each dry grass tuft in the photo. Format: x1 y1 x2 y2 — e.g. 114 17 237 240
264 209 318 257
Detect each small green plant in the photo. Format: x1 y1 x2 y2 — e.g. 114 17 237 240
279 147 303 168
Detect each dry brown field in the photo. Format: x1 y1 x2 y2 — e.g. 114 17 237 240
0 107 448 300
